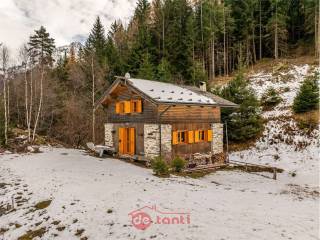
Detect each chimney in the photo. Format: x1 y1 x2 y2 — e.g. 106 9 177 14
199 81 207 92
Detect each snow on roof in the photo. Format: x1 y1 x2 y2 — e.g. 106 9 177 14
128 78 216 105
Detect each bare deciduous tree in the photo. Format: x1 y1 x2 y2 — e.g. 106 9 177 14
0 44 10 145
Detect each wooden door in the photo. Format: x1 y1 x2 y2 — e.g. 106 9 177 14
118 127 135 155
129 128 135 155
119 127 125 154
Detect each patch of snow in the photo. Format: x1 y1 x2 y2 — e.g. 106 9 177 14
129 78 216 105
250 65 311 109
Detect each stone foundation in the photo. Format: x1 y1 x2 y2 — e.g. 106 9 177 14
104 123 114 148
186 152 226 167
144 124 172 161
211 123 223 154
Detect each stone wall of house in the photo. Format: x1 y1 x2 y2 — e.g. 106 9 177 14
104 123 114 148
144 124 172 160
211 123 223 154
160 124 172 160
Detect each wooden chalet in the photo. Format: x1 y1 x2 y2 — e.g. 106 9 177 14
98 74 237 166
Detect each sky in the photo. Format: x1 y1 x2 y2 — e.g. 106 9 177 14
0 0 136 58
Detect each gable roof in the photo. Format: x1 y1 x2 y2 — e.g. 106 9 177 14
128 78 216 105
98 77 237 107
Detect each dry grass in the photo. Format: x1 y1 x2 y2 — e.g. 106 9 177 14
17 227 46 240
208 55 317 87
34 200 52 210
227 138 257 152
293 110 319 131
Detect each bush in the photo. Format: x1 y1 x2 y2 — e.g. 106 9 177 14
293 73 319 113
261 87 282 108
151 157 169 176
213 73 263 141
171 156 186 172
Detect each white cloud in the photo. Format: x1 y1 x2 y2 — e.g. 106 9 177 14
0 0 136 58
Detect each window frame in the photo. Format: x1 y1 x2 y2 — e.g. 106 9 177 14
173 130 188 144
131 99 142 114
198 130 206 142
119 101 125 114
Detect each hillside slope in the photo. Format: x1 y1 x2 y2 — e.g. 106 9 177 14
229 63 319 187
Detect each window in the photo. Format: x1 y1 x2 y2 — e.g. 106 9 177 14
172 131 188 144
115 102 125 114
115 99 142 114
199 130 206 141
131 99 142 113
178 131 188 144
119 102 125 113
173 129 213 145
194 130 207 142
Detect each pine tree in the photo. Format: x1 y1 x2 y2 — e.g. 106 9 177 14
266 0 288 59
28 26 55 65
156 58 171 82
28 26 55 141
105 35 123 82
293 73 319 113
214 73 262 141
191 60 207 86
164 0 194 83
137 53 155 79
84 16 107 65
55 55 69 87
150 0 165 60
127 0 153 75
261 86 282 108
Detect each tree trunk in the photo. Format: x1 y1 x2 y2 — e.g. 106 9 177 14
252 26 256 63
259 0 262 59
211 33 215 80
32 66 44 141
28 68 33 142
238 42 243 69
24 65 29 127
7 78 10 126
2 75 8 145
275 1 278 59
1 46 9 145
201 0 205 69
91 55 96 143
223 5 226 75
226 33 229 76
246 38 250 66
162 9 165 56
318 1 320 62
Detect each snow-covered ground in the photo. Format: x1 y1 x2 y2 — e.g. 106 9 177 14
231 64 319 175
0 147 319 240
0 64 319 240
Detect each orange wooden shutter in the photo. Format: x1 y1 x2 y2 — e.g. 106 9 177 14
172 131 178 145
188 131 194 143
124 101 131 113
130 100 134 112
194 130 200 142
129 128 135 155
207 129 213 142
118 128 124 154
115 102 120 114
136 100 142 113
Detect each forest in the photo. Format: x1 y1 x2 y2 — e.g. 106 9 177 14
0 0 319 147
